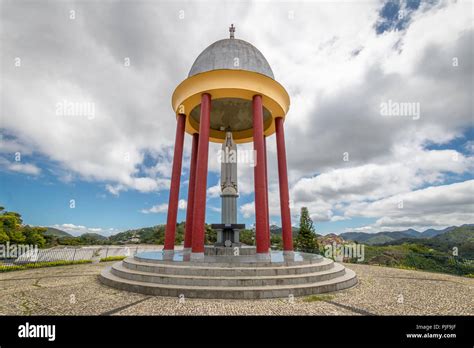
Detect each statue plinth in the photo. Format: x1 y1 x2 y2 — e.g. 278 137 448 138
211 223 245 246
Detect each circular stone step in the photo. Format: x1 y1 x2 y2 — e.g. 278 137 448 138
99 251 358 299
122 257 335 276
134 251 324 266
110 262 347 287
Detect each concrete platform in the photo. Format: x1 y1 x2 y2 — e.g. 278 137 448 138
99 250 358 299
204 245 256 256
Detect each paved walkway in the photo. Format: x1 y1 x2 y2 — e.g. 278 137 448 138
0 262 472 315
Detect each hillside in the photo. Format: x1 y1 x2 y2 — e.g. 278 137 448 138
421 226 456 238
80 233 108 240
345 243 473 277
432 225 474 245
339 230 417 244
106 222 219 245
339 225 469 245
44 227 73 238
109 225 166 244
382 225 474 259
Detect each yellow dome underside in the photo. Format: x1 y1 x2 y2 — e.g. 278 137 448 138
172 69 290 144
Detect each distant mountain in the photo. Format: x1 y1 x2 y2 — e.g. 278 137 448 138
380 225 474 259
44 227 73 238
420 226 456 238
109 225 167 244
338 230 415 244
269 225 299 235
337 232 371 242
339 225 472 245
430 225 474 246
402 229 422 238
79 233 108 241
269 224 281 233
347 226 474 276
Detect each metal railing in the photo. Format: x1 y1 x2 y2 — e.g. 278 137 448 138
0 246 152 268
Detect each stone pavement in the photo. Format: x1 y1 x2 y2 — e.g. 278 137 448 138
0 262 472 315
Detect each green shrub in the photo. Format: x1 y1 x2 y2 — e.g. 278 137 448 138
0 259 92 272
100 256 126 262
303 294 335 302
270 234 283 250
0 265 25 272
395 265 416 271
239 229 255 245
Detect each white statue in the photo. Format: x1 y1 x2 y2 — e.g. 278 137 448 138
220 130 238 224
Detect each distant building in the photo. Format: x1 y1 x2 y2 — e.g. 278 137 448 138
318 233 345 246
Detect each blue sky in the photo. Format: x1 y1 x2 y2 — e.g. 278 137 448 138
0 151 383 235
1 0 473 236
0 167 221 234
1 130 471 235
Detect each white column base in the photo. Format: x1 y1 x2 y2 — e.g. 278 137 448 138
256 252 271 262
283 250 295 260
190 252 205 261
162 249 174 260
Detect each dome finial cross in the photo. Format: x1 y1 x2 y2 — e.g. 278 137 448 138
229 24 235 39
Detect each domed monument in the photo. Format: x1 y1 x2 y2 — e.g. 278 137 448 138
170 24 292 261
100 26 357 299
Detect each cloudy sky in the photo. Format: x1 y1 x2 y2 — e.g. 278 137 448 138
0 0 473 236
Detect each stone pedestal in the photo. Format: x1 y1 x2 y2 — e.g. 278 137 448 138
211 223 245 246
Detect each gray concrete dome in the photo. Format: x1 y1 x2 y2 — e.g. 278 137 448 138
188 38 275 79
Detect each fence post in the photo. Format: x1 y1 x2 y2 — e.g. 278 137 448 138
73 248 77 262
105 247 109 259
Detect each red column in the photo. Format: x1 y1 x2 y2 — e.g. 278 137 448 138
184 133 199 251
164 114 186 252
191 94 211 259
263 136 270 249
252 95 270 257
275 117 293 252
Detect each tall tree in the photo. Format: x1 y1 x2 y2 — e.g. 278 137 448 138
22 226 47 248
295 207 319 252
0 208 47 246
0 210 25 243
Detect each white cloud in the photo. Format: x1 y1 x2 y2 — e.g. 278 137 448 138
140 199 187 214
240 202 254 219
240 144 474 226
1 1 472 232
0 138 34 155
140 203 168 214
51 223 120 237
292 147 472 205
0 157 41 175
207 183 221 198
106 177 170 196
7 162 40 175
344 180 474 232
210 206 221 213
